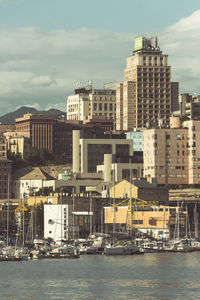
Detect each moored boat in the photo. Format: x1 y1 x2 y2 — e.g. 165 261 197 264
104 244 144 256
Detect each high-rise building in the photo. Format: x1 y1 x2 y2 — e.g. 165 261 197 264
116 36 179 131
143 117 200 185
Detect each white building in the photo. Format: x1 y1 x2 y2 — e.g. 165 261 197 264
44 204 73 241
13 167 56 199
67 88 116 121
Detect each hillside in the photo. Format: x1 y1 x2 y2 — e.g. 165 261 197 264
0 106 66 124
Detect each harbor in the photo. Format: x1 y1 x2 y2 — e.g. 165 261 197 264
1 232 200 261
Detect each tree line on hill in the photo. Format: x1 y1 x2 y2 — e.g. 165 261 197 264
8 148 70 169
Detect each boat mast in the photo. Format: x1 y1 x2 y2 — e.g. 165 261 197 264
89 191 93 237
113 162 116 244
185 204 188 239
72 187 75 240
6 174 10 246
60 188 63 244
129 156 133 238
34 190 37 239
22 193 25 246
194 203 198 238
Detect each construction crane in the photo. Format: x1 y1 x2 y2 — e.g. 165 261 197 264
14 201 28 214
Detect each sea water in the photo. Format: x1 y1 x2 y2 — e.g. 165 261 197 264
0 253 200 299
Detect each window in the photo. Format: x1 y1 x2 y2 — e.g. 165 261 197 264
149 218 157 226
166 142 171 147
133 220 143 224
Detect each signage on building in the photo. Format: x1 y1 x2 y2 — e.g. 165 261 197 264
76 80 92 89
135 37 143 51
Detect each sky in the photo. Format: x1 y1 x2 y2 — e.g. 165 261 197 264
0 0 200 115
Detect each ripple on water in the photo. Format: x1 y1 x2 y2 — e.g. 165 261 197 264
0 254 200 299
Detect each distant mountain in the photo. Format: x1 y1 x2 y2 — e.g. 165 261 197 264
0 106 66 124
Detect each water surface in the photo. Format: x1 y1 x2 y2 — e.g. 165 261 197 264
1 253 200 299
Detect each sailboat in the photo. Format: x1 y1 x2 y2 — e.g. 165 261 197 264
0 179 24 261
104 160 144 256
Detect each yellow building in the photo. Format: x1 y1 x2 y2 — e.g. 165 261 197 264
104 205 183 239
27 195 58 206
109 179 168 203
104 206 170 230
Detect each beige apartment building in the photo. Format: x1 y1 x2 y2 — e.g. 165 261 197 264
7 136 30 159
143 118 200 185
116 36 179 131
67 88 116 121
173 93 200 120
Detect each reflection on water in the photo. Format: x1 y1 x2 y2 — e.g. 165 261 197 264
0 253 200 299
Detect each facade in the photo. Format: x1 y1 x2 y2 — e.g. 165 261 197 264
73 130 133 174
15 114 78 159
126 130 144 151
15 114 56 150
116 36 179 131
104 205 180 240
15 113 114 163
143 118 200 185
97 156 143 183
109 179 168 203
13 167 55 199
67 88 116 121
7 136 30 158
27 195 58 206
173 93 200 120
44 204 73 241
0 133 12 199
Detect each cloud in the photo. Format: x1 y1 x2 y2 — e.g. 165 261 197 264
159 10 200 94
23 75 56 88
0 11 200 116
0 27 133 115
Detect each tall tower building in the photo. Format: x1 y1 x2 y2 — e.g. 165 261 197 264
116 36 179 131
